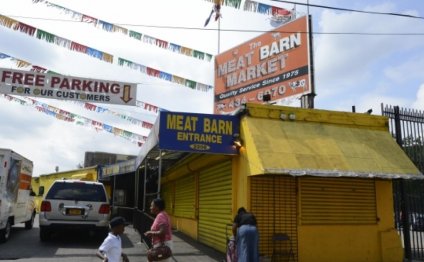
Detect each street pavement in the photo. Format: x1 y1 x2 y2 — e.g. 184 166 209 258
0 215 224 262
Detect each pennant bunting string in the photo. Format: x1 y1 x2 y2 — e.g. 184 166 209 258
203 0 242 9
75 101 155 130
202 0 300 19
0 14 212 92
1 94 147 146
32 0 213 62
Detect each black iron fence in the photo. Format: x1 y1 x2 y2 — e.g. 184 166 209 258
382 104 424 261
133 209 154 248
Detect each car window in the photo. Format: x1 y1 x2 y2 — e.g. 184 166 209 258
46 182 106 202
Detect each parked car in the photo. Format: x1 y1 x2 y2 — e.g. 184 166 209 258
39 180 110 241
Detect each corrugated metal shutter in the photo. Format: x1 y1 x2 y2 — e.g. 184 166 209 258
300 177 377 224
251 175 298 261
161 182 174 215
198 161 232 253
174 175 195 219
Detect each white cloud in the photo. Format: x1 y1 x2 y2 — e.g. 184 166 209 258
313 2 424 110
0 97 142 175
411 83 424 110
384 57 424 84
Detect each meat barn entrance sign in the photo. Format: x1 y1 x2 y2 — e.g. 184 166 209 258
0 68 137 106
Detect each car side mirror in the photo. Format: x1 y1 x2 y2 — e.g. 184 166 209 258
30 190 36 197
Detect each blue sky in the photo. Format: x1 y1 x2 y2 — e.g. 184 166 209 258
311 0 424 112
0 0 423 175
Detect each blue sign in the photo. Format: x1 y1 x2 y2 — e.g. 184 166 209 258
159 112 240 155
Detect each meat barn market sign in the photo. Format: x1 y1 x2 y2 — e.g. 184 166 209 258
214 16 312 114
0 68 137 106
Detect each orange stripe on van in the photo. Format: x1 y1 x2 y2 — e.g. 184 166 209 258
19 173 32 190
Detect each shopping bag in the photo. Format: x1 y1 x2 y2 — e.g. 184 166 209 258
147 244 172 261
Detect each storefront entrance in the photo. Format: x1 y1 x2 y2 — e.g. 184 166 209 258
250 175 298 261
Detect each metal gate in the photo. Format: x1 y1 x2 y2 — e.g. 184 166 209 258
174 175 196 219
250 175 298 261
198 161 232 253
382 104 424 261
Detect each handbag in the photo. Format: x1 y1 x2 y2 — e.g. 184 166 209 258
147 243 172 261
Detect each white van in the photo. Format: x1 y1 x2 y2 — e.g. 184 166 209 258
0 149 36 243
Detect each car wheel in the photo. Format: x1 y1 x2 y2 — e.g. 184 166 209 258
0 220 11 243
39 227 50 242
25 212 35 230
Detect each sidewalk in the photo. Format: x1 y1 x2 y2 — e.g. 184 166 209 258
128 226 225 262
1 224 224 262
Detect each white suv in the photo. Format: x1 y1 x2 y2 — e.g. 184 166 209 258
39 180 110 241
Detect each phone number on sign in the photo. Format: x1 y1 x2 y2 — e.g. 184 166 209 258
216 85 286 112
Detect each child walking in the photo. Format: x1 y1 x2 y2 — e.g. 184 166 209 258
96 216 130 262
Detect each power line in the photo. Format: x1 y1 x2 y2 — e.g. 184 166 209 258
4 15 424 36
271 0 424 20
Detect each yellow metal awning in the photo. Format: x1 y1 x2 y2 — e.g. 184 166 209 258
241 106 422 179
71 173 94 181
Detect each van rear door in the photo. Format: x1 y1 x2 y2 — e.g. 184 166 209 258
0 154 6 227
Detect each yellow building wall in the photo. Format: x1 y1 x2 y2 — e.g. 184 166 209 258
296 180 402 262
31 177 40 195
162 164 403 261
235 104 405 262
31 177 41 212
232 149 248 214
170 215 198 240
157 104 406 260
298 225 380 262
169 151 404 261
237 128 403 261
376 180 404 262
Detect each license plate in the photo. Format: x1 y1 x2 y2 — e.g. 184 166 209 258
67 208 83 215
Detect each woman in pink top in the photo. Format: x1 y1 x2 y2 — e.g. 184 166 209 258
144 198 173 262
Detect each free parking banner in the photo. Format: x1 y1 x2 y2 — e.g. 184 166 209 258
0 68 137 106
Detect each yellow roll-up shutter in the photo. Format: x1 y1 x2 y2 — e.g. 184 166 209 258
174 175 195 219
198 161 232 253
300 177 377 225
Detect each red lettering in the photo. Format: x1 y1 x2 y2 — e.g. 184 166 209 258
99 82 109 93
24 74 34 86
71 79 81 90
82 80 93 92
110 84 120 94
1 71 12 82
60 78 70 89
12 72 23 84
2 71 45 87
35 75 45 87
51 76 61 87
